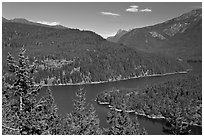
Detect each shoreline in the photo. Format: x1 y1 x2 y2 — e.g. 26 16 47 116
96 100 202 127
36 69 190 87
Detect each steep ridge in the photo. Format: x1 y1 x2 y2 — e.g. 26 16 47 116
118 8 202 61
2 19 189 85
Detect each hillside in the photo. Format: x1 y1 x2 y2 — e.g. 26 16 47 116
118 8 202 61
2 19 189 84
107 29 128 43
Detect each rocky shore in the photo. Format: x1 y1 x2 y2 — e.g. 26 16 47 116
96 99 201 127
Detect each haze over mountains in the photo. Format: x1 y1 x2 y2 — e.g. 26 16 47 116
2 13 190 84
109 8 202 62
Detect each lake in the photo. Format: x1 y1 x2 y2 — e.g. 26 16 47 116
40 62 202 135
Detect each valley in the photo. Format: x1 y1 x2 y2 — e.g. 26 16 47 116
2 18 189 86
2 4 202 135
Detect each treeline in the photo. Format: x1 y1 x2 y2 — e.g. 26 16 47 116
2 47 147 135
96 74 202 134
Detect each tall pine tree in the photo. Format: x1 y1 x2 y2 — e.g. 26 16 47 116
65 88 103 135
2 47 61 135
35 87 64 135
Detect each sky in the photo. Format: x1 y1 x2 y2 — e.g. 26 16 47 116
2 2 202 38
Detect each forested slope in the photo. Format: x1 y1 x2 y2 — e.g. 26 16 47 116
2 20 189 85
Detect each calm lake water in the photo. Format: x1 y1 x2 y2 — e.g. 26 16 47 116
40 62 202 135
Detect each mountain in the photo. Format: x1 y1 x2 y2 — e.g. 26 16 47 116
2 17 9 22
107 29 128 42
118 8 202 62
2 20 104 60
3 17 67 29
53 24 67 29
2 18 189 84
10 18 33 24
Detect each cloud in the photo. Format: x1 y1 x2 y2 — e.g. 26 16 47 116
140 8 152 12
37 21 60 26
126 5 139 12
129 5 139 8
126 5 152 13
101 12 120 17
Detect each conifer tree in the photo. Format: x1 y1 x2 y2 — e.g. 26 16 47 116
65 88 103 135
2 47 61 135
2 76 20 134
106 105 147 135
163 102 190 135
35 87 64 134
3 47 42 134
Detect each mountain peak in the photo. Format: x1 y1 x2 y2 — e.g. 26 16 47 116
116 29 127 35
2 17 9 22
107 29 128 43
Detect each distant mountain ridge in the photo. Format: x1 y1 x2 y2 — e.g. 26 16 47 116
117 8 202 61
2 17 68 29
107 29 128 42
10 18 33 24
2 17 9 22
